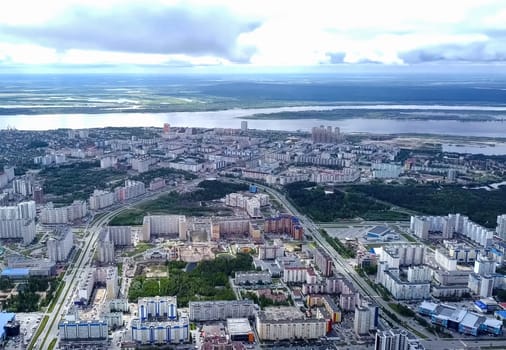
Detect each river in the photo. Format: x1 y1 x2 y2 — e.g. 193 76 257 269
1 106 505 137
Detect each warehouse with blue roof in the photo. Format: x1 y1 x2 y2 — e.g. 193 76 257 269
417 301 502 336
1 268 29 279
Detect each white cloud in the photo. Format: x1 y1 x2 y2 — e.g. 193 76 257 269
1 0 506 69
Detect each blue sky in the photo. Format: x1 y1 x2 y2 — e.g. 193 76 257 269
1 0 506 73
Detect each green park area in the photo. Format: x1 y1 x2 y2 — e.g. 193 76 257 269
128 253 253 306
109 180 247 225
0 276 62 312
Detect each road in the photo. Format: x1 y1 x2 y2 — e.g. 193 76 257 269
32 181 202 350
256 184 433 339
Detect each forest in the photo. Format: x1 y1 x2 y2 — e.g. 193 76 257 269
128 253 253 306
284 181 408 222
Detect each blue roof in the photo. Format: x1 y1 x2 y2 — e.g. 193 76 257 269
474 300 487 309
0 313 15 339
1 268 29 277
495 310 506 318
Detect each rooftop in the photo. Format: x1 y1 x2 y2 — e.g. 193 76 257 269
226 318 252 335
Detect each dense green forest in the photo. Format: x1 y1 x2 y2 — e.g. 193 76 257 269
128 253 253 306
348 184 506 228
40 161 126 202
284 181 506 227
284 181 408 222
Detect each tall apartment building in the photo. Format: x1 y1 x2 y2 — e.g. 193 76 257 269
257 240 284 260
40 200 87 224
375 329 423 350
58 320 108 342
141 215 187 241
89 189 115 210
189 300 255 321
311 125 341 144
256 306 326 341
47 229 74 262
139 296 178 321
97 227 132 263
115 180 145 202
264 214 304 240
314 246 334 277
0 201 36 244
411 214 493 247
210 219 259 241
12 178 32 196
497 214 506 239
354 303 378 336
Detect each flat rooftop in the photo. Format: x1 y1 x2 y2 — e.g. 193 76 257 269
226 318 252 335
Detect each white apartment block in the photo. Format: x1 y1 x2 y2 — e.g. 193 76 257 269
108 226 132 246
0 219 36 245
141 215 187 241
96 266 119 300
115 180 146 202
468 274 495 298
381 245 425 268
78 268 96 303
0 166 15 188
407 266 432 283
497 214 506 239
12 178 32 196
377 262 431 300
98 239 115 263
411 214 493 247
258 240 284 260
256 306 326 341
131 317 189 345
47 229 74 262
100 156 117 169
139 296 178 321
310 167 360 183
0 201 36 220
58 320 108 341
89 190 115 210
40 200 87 224
189 300 255 321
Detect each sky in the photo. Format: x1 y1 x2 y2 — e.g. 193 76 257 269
1 0 506 73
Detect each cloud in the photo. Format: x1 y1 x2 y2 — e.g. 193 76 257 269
400 40 506 64
0 2 260 63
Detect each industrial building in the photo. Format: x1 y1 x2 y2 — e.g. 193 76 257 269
418 301 503 336
256 306 327 341
189 300 255 321
226 318 254 343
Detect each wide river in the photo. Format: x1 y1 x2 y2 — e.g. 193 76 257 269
1 105 506 137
